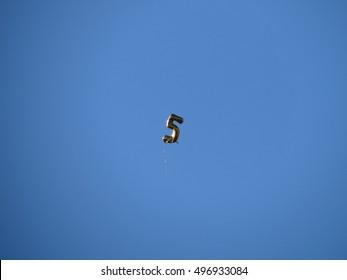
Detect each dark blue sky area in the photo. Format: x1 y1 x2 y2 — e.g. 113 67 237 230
1 1 347 259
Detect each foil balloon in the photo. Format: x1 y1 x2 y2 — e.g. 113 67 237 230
162 114 184 143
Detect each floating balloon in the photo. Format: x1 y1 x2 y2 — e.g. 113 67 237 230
162 114 184 143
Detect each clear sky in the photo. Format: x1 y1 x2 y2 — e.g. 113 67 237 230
1 0 347 259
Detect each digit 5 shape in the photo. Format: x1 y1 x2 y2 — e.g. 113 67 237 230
162 114 184 143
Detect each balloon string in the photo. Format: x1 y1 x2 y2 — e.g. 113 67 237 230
163 142 168 176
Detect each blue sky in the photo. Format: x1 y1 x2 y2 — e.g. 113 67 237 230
1 0 347 259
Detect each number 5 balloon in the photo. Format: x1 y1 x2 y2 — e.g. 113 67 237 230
162 114 184 143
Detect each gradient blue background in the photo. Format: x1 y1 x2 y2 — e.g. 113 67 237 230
1 0 347 259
